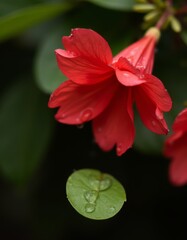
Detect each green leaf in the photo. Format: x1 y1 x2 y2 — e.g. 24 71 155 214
0 79 54 185
66 168 126 220
34 26 69 93
0 2 73 42
86 0 135 11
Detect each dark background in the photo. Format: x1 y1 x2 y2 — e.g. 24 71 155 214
0 1 187 239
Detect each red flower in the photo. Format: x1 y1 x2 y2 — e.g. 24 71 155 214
48 28 172 156
164 108 187 186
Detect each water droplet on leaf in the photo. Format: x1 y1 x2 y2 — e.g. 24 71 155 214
89 175 100 190
109 206 116 212
84 190 98 203
85 203 96 213
99 178 112 191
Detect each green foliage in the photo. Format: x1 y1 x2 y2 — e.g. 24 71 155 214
66 169 126 220
35 26 69 93
181 30 187 45
0 2 73 42
86 0 135 11
0 79 54 184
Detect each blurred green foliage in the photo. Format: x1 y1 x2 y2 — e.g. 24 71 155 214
0 0 187 238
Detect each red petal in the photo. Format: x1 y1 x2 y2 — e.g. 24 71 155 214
55 49 113 85
135 87 169 134
141 74 172 112
93 88 134 156
173 108 187 132
113 36 155 74
168 133 187 186
114 57 138 74
48 79 118 124
163 131 184 157
116 70 145 86
114 57 145 86
63 28 113 64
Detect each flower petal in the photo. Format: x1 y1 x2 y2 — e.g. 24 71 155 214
135 87 169 134
116 70 145 86
93 88 134 156
163 131 184 157
141 74 172 112
168 133 187 186
173 108 187 132
114 57 145 86
48 79 118 124
63 28 113 64
113 35 155 74
55 49 113 85
114 57 138 74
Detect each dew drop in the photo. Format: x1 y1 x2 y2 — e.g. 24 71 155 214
137 65 145 71
84 190 98 204
109 206 116 212
99 177 112 191
139 74 145 79
156 108 163 120
85 203 96 213
89 175 100 190
127 57 134 63
123 72 130 77
116 143 123 155
152 120 156 126
79 108 93 122
61 113 66 119
97 127 102 133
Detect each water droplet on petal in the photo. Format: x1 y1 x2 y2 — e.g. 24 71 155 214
97 127 102 133
156 108 163 120
123 72 130 78
137 65 145 71
84 190 98 204
61 113 66 119
152 120 156 126
127 57 133 63
116 143 123 155
99 178 112 191
85 203 96 213
79 108 93 122
139 74 145 79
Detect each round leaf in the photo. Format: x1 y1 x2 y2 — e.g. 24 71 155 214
66 168 126 220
